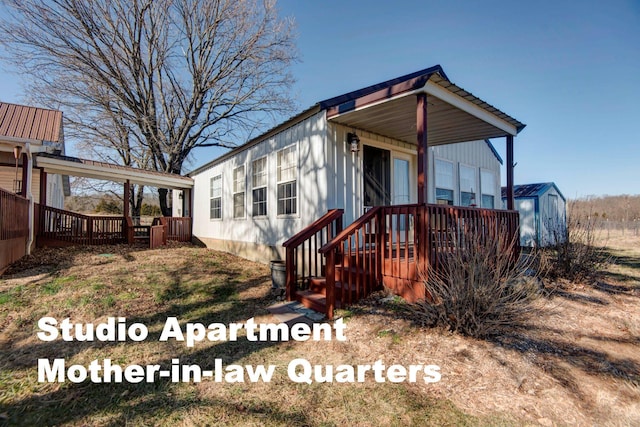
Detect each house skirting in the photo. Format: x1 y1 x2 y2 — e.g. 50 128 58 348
195 236 283 264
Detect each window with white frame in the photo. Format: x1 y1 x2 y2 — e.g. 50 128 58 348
252 157 267 217
277 145 297 215
459 164 476 207
210 175 222 219
233 165 245 218
480 169 496 209
435 159 454 205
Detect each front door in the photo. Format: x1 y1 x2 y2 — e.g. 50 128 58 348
363 145 391 208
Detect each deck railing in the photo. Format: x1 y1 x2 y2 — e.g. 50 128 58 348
1 187 29 241
36 204 126 246
319 207 385 317
282 209 344 300
313 204 520 319
149 225 166 249
1 188 30 273
153 217 192 242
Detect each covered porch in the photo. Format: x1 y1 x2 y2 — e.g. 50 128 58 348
24 153 193 250
284 66 526 319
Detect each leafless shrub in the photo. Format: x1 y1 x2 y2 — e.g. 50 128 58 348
407 230 542 338
541 207 609 284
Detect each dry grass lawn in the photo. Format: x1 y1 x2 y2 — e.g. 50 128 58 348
0 234 639 426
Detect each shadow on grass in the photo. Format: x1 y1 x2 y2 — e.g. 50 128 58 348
599 248 640 285
0 244 298 426
0 286 286 426
489 328 640 404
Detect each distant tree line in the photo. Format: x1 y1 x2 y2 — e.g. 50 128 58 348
569 194 640 223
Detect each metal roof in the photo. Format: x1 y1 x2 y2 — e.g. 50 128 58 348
501 182 565 201
0 102 63 143
324 69 525 146
189 65 526 175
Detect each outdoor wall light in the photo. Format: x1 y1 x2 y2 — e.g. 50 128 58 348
13 145 22 159
348 132 360 153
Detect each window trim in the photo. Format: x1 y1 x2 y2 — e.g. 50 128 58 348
252 156 268 218
209 174 222 220
459 163 477 207
233 165 246 219
435 158 454 205
276 144 298 217
480 168 497 209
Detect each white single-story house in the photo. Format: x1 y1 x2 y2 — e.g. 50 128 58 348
183 65 524 265
501 182 566 247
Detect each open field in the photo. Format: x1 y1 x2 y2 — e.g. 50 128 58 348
1 236 639 426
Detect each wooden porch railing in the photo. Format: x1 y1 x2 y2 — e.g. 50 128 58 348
1 187 29 241
282 209 344 301
149 225 166 249
1 188 30 273
35 204 126 246
318 206 386 318
153 217 192 242
292 204 520 320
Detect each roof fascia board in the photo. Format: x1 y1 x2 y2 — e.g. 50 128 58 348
327 87 422 121
320 65 447 112
326 81 519 138
423 81 518 136
36 156 193 189
0 136 44 146
326 77 428 119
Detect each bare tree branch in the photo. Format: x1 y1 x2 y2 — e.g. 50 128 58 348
0 0 298 214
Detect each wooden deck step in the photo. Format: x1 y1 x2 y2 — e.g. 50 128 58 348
295 290 327 313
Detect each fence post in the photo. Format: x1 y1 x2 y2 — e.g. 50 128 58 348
325 250 335 320
87 217 94 245
285 247 296 301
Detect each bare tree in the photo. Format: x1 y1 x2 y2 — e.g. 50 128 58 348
0 0 297 214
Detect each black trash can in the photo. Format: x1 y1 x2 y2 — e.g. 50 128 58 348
270 260 286 296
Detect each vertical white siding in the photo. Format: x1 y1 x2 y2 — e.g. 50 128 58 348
326 123 418 225
191 111 327 254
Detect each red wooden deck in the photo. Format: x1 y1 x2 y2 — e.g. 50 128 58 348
284 204 520 319
35 204 192 249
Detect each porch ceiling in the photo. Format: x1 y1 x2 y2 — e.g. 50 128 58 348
35 153 193 190
327 74 525 146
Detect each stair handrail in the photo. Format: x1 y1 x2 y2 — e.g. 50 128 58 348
282 209 344 304
283 209 344 249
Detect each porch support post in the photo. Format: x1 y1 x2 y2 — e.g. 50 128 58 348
416 92 428 204
39 170 47 206
506 135 515 210
123 180 131 218
20 153 28 197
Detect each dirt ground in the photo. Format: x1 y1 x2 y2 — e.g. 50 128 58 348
1 234 639 426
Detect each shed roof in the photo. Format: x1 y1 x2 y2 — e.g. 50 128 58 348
0 102 63 143
501 182 565 201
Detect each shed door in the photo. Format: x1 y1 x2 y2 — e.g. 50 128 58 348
516 198 537 247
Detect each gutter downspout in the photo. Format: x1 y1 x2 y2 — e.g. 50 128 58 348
25 143 34 255
25 144 57 253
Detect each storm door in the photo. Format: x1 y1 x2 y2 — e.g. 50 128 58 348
363 145 391 209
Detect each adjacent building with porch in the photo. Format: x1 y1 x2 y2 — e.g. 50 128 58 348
0 102 194 273
186 65 525 318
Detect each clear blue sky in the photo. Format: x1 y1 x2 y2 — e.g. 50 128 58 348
1 0 638 198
